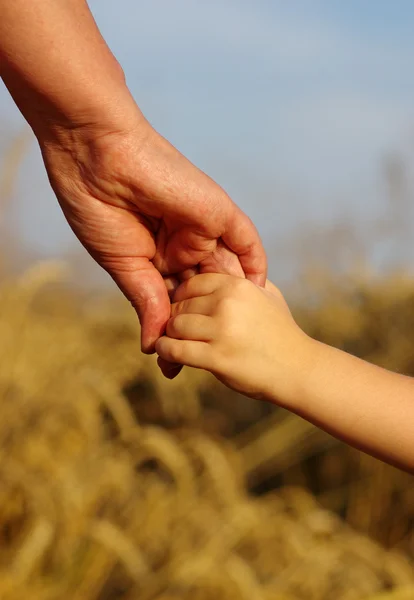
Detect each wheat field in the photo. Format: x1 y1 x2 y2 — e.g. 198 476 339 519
0 260 412 600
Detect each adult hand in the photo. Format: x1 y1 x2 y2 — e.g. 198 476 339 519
1 0 267 376
39 109 267 365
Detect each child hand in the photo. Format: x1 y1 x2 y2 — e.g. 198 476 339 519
155 274 313 404
157 274 414 472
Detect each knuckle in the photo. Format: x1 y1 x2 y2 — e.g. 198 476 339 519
232 277 251 293
166 315 182 338
170 303 179 318
217 278 251 306
220 319 240 340
216 292 238 316
175 275 202 300
215 299 244 339
168 342 185 364
171 302 180 318
155 337 168 358
171 299 189 317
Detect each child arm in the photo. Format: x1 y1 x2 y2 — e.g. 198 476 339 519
156 274 414 473
292 341 414 472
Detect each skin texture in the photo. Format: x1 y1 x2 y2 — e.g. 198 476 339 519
38 119 265 358
156 274 414 473
0 0 267 375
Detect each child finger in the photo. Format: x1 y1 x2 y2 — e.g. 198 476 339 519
163 275 180 300
166 314 215 341
174 273 231 302
171 295 214 318
178 267 199 281
155 337 214 371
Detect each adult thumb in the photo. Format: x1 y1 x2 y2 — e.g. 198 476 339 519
108 258 171 354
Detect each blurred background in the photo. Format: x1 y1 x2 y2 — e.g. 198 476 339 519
0 2 413 599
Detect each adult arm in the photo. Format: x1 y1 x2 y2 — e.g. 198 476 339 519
0 0 267 360
0 0 132 136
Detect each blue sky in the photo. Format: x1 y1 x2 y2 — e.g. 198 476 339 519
1 1 414 280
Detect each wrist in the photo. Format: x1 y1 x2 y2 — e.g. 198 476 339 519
262 332 321 409
32 81 144 146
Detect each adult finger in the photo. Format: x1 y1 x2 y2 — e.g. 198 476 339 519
59 196 171 355
157 357 183 379
108 258 171 354
199 239 245 279
222 205 267 287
